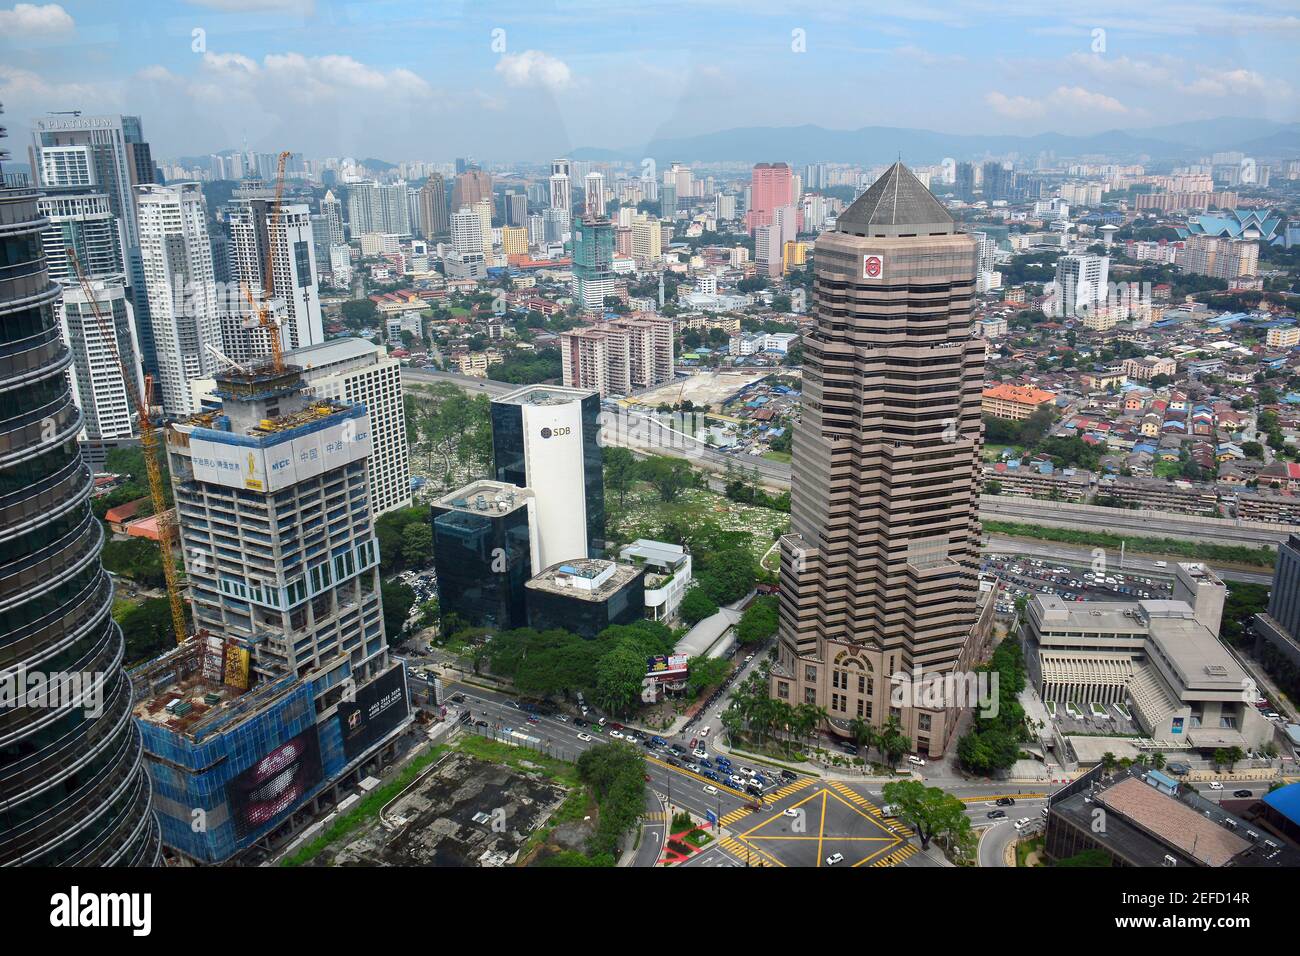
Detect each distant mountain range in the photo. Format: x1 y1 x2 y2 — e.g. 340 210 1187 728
572 118 1300 165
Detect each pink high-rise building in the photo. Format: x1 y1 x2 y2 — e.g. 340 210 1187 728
747 162 796 235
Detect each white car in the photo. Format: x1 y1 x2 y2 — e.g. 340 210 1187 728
577 732 592 742
825 853 844 866
703 785 719 795
907 755 926 766
598 717 607 726
609 730 624 739
1208 781 1223 790
1266 712 1282 722
556 715 569 723
699 726 711 738
692 748 708 759
1014 818 1032 830
739 767 758 778
783 808 800 817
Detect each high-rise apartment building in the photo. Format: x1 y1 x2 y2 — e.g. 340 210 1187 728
136 182 221 417
503 189 527 228
229 188 324 350
559 315 674 397
346 181 411 237
491 385 605 569
771 163 991 758
450 207 485 255
59 275 145 441
38 192 123 282
747 162 795 235
418 174 450 239
756 205 798 277
1051 253 1110 317
288 339 412 515
630 213 662 267
30 113 159 372
0 106 161 867
451 167 493 213
1176 234 1259 281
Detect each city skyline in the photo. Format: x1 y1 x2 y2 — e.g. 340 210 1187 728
1 1 1298 161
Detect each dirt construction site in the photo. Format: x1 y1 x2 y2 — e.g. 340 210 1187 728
630 370 769 410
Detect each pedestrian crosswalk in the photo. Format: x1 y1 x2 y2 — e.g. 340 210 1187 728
868 843 918 868
716 835 775 866
770 777 814 799
719 807 750 827
828 781 914 837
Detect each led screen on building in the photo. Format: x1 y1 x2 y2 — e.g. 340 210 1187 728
225 728 323 841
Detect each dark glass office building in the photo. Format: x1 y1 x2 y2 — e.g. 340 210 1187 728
431 481 535 633
525 559 645 639
0 104 161 865
491 385 604 568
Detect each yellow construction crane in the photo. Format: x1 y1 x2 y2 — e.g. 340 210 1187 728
241 148 293 372
68 249 188 645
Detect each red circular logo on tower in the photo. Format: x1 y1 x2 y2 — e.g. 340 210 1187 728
863 255 883 278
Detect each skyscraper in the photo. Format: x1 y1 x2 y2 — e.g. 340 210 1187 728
320 189 344 244
549 158 571 212
0 103 161 866
38 193 123 282
135 182 221 417
570 215 620 312
747 162 795 235
491 385 605 569
1050 253 1109 317
451 167 493 213
419 173 450 238
584 170 606 218
59 275 146 442
346 181 411 237
228 186 324 350
503 189 527 228
30 112 159 373
771 163 990 758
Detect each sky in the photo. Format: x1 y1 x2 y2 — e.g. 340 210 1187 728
2 0 1298 163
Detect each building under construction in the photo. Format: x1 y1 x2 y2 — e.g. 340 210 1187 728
130 362 411 864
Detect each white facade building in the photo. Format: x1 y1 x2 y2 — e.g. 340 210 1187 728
135 182 220 417
58 275 145 441
229 197 324 350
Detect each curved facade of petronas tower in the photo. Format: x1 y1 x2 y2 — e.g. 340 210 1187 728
0 103 161 865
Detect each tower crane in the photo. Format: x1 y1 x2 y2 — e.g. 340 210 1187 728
68 249 188 645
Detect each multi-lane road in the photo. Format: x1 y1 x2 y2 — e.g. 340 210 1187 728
403 368 1292 553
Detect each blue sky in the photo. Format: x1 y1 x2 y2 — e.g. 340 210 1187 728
2 0 1297 161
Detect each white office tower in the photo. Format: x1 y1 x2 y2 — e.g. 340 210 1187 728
38 193 123 282
136 182 221 417
167 365 392 686
973 231 1002 293
229 193 324 349
584 170 606 217
715 192 736 221
218 291 289 368
491 385 604 568
288 339 411 515
320 189 345 244
329 244 353 283
1051 253 1110 317
451 208 485 254
549 158 572 212
58 275 145 440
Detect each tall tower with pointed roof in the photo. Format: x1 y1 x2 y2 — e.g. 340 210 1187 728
769 163 992 758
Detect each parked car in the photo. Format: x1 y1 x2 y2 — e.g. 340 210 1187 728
907 755 926 766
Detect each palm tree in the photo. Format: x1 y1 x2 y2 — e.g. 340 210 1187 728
1151 752 1166 771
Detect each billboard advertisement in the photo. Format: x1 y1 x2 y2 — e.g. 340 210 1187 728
336 666 410 761
645 654 689 680
189 412 372 494
225 728 323 841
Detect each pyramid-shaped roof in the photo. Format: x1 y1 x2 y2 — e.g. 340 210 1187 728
837 162 954 237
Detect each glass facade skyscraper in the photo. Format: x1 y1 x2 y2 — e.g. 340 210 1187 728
0 103 161 866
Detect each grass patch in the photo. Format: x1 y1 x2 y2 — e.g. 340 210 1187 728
761 450 792 463
455 733 581 787
684 828 713 847
612 484 790 564
1016 835 1045 868
280 745 448 867
983 519 1276 568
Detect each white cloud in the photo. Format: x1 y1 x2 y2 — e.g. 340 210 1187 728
494 50 574 93
985 91 1046 120
0 3 73 35
184 0 314 12
0 64 114 113
1184 68 1273 97
195 50 431 100
1049 86 1129 114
